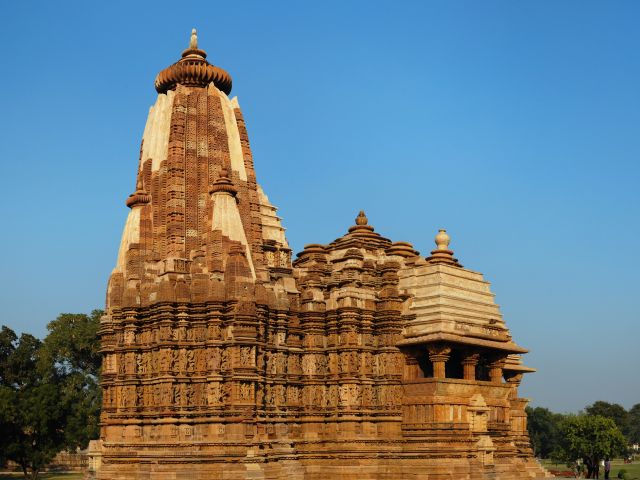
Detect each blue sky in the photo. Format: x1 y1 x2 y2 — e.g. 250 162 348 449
0 1 638 413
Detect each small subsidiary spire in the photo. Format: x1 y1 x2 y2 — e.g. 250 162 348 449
209 165 238 197
126 175 151 209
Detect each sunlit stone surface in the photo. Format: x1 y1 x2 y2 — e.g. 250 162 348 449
91 30 552 480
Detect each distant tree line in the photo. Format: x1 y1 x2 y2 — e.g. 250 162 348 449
0 311 102 480
527 401 639 477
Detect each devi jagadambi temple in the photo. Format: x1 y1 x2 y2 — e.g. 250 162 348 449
90 30 553 479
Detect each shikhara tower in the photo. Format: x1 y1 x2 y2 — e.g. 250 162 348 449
93 30 552 479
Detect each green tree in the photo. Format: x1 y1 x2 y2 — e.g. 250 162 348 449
559 415 627 478
39 310 102 447
0 330 68 479
40 311 101 377
526 406 565 458
628 403 640 445
0 311 102 479
0 325 20 467
585 400 630 437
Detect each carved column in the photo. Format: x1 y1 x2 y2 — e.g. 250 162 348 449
462 352 480 381
402 350 421 380
427 344 451 379
488 356 506 384
505 372 523 399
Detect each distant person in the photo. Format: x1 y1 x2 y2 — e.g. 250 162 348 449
594 458 602 479
584 457 594 478
604 458 611 479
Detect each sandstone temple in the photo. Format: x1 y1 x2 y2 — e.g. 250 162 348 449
91 30 552 479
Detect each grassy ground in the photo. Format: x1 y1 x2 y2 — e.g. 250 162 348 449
2 462 639 479
541 459 640 478
0 474 83 480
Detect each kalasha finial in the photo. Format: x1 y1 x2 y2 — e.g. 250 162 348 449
434 229 450 251
355 210 368 226
426 228 460 266
189 28 198 50
182 28 205 59
348 210 375 235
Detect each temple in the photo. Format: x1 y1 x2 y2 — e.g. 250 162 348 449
91 30 552 479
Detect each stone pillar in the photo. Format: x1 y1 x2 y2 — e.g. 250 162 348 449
462 352 480 380
403 352 421 380
488 356 506 384
427 344 451 379
505 372 523 399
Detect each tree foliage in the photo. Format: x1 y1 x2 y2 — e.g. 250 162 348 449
629 403 640 445
558 414 627 474
528 401 640 461
40 310 102 447
526 406 565 458
0 310 102 479
585 400 630 437
0 331 66 479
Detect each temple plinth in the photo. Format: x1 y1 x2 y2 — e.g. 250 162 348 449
92 30 551 480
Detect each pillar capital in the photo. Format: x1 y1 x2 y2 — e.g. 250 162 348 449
427 344 451 362
427 344 451 379
462 351 480 365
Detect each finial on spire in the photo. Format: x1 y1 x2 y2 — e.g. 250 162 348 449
426 228 461 266
189 28 198 50
180 27 207 60
155 29 233 95
348 210 375 235
434 229 450 251
355 210 368 226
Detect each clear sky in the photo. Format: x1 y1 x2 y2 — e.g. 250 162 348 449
0 1 638 413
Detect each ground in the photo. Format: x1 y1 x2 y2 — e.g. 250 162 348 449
0 474 83 480
1 463 639 479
